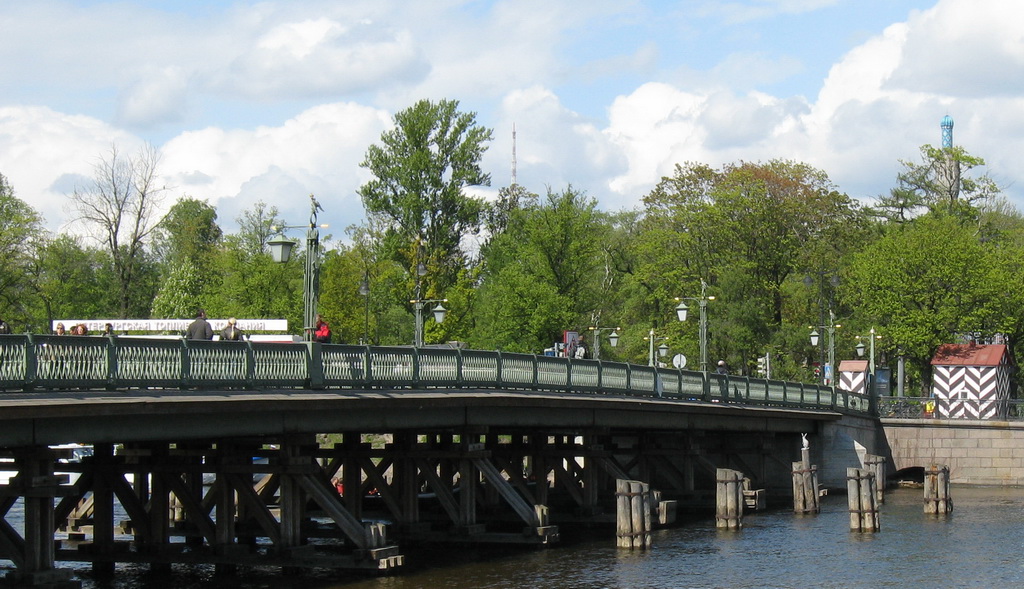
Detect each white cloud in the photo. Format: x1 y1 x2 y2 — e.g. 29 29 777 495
0 106 140 233
160 101 391 231
4 0 1024 240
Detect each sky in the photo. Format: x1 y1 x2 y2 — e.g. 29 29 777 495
2 0 1024 242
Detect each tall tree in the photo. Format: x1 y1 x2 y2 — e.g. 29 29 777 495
32 235 111 327
472 186 608 352
151 197 222 264
0 174 44 329
358 98 492 295
71 144 166 317
845 214 1009 394
878 144 1000 222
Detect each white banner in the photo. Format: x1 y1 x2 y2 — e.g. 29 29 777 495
52 319 289 333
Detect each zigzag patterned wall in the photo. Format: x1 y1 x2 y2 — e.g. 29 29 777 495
931 365 1010 419
840 370 866 395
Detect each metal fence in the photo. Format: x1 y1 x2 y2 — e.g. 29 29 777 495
878 396 1024 421
0 335 867 415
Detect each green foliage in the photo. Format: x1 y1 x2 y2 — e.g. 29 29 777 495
150 259 206 320
878 144 1000 222
0 174 44 329
32 235 112 327
359 98 493 294
471 186 608 352
152 197 222 264
844 213 1009 393
637 160 867 369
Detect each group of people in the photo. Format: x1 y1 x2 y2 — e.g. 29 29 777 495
184 310 333 342
54 322 96 336
51 322 117 337
185 310 245 341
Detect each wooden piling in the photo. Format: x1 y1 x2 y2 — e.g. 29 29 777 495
615 479 651 549
863 453 886 504
791 460 820 515
715 468 743 529
924 464 953 515
846 467 879 532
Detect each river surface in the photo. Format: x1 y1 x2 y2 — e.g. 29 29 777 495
6 486 1024 588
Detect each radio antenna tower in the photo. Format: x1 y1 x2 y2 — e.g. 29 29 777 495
511 122 518 187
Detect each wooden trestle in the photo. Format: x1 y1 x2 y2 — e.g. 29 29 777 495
0 427 797 587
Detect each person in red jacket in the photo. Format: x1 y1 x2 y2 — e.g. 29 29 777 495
313 314 332 343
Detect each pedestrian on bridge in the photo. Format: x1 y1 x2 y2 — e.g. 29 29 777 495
0 318 10 334
186 310 213 340
220 318 244 341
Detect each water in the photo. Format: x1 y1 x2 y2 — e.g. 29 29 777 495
8 486 1024 588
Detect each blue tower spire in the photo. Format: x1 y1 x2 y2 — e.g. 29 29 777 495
941 115 954 149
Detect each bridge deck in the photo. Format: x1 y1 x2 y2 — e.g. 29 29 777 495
0 387 840 447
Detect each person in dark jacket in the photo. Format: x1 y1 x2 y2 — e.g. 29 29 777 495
186 309 214 340
0 318 10 334
220 317 244 341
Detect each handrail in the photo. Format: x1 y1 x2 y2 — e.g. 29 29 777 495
0 335 865 415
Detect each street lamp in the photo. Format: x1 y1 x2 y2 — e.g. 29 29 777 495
412 299 447 347
855 327 882 375
809 310 841 385
646 329 669 367
358 275 370 344
267 194 328 342
675 280 715 372
587 326 620 360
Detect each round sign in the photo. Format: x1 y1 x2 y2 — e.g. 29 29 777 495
672 354 687 369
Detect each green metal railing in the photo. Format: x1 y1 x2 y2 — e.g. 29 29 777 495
0 335 870 415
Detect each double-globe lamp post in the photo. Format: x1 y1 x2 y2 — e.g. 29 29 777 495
854 327 881 375
410 261 447 348
267 195 327 342
674 280 714 372
809 310 841 385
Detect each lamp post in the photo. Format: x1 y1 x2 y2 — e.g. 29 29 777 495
358 275 370 344
809 310 841 385
412 299 447 348
410 250 447 347
854 327 881 375
588 326 620 360
646 329 669 367
675 280 715 372
267 195 327 342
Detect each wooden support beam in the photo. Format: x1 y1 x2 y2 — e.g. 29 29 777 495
163 473 218 545
472 459 538 526
224 473 281 546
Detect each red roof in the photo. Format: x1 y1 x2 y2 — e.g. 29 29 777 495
838 360 869 372
930 344 1010 367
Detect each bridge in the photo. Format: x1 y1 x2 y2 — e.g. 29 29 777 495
0 334 879 587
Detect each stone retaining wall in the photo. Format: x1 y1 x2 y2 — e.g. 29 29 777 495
881 418 1024 485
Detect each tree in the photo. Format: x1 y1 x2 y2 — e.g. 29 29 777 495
877 144 1000 222
31 235 111 327
638 160 866 370
152 197 222 264
358 98 493 294
844 214 1009 394
471 186 608 352
0 174 45 329
71 144 166 317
